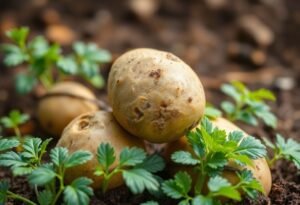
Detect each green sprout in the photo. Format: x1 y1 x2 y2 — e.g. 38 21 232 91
0 110 29 149
220 81 277 128
1 27 111 94
0 137 94 205
94 143 165 194
162 117 266 204
263 134 300 168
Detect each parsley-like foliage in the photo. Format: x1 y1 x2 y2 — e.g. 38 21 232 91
221 81 277 128
162 117 266 204
1 27 111 94
263 134 300 168
94 143 165 194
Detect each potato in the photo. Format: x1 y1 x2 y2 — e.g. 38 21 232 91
164 117 272 195
37 81 98 136
108 48 205 143
57 111 145 189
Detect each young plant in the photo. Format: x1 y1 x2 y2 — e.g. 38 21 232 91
162 117 266 204
0 137 94 205
263 134 300 168
1 27 111 94
94 143 165 194
0 110 29 150
220 81 277 128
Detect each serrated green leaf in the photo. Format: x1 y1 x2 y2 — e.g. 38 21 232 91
208 176 231 192
66 151 92 168
37 190 53 205
136 154 165 173
237 112 258 126
250 89 275 101
192 195 213 205
216 187 241 200
120 147 146 167
221 84 241 102
28 167 56 186
256 111 277 128
174 172 192 194
207 152 227 169
234 135 266 159
22 138 42 159
0 151 27 168
28 36 49 57
123 168 159 194
63 177 93 205
0 138 19 152
171 151 199 165
1 44 27 66
96 143 116 171
50 147 68 166
162 180 183 199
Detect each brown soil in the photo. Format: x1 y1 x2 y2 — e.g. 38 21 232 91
0 0 299 204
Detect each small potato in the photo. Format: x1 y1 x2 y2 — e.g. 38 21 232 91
164 118 272 195
108 48 205 143
37 81 98 136
57 111 145 189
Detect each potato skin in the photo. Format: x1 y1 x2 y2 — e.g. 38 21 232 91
108 48 206 143
57 111 145 189
164 117 272 195
38 81 98 136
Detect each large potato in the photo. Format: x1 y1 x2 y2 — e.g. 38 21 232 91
38 81 98 136
164 117 272 195
108 48 205 143
57 111 145 189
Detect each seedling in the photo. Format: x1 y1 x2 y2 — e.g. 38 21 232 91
0 137 94 205
263 134 300 168
94 143 165 194
221 81 277 128
0 110 29 151
1 27 111 94
162 117 266 204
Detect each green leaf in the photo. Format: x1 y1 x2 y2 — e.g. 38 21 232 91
65 150 92 168
28 167 56 186
0 151 27 168
15 73 37 94
0 110 29 128
221 101 235 115
0 181 9 204
123 168 159 194
250 89 275 101
208 176 231 192
37 190 53 205
120 147 146 167
262 137 275 149
28 36 49 57
57 57 78 74
136 154 165 173
22 138 42 159
88 75 105 88
234 135 266 159
216 187 241 200
204 105 222 119
96 143 116 171
1 44 27 66
171 151 199 165
162 172 192 200
6 27 29 46
162 179 184 199
237 112 258 126
63 177 93 205
0 137 19 152
140 201 159 205
256 111 277 128
192 196 213 205
207 152 227 169
221 84 241 102
275 134 300 168
174 172 192 195
50 147 69 167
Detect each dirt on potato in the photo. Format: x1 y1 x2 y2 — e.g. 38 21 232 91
0 0 299 204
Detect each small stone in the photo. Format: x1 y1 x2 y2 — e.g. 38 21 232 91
275 77 296 91
46 24 76 45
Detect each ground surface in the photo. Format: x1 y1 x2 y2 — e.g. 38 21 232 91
0 0 299 204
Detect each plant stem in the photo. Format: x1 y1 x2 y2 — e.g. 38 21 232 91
102 169 121 193
268 155 281 168
7 191 37 205
14 126 23 152
194 163 206 194
51 169 65 205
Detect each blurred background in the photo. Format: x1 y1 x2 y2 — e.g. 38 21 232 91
0 0 299 137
